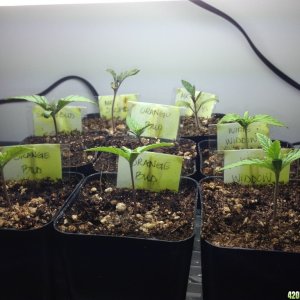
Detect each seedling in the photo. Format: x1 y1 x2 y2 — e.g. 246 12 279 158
218 111 284 149
126 116 153 143
0 146 33 206
85 142 173 194
9 95 96 137
106 68 140 133
180 80 218 133
221 133 300 222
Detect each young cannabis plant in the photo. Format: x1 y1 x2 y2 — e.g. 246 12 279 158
180 80 218 133
0 146 33 206
106 68 140 133
221 133 300 222
218 111 284 149
85 142 173 192
9 95 96 137
126 116 152 143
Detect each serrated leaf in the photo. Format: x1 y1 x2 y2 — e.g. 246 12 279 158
8 95 49 110
181 80 195 97
136 142 174 154
256 133 273 154
55 96 95 113
106 69 117 81
0 146 34 169
251 114 285 127
176 100 193 111
282 149 300 168
85 146 131 161
195 97 218 113
218 113 242 124
267 140 281 160
221 158 272 171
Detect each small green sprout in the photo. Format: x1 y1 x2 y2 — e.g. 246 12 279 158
218 111 285 149
180 80 218 133
0 146 33 206
8 95 96 137
85 142 173 193
106 68 140 133
126 116 152 143
221 133 300 222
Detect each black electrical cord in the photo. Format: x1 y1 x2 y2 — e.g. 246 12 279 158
189 0 300 91
0 75 99 104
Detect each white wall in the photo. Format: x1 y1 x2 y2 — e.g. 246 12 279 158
0 0 299 142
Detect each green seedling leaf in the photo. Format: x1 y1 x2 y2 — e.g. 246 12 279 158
8 95 96 136
221 133 300 223
126 116 152 140
181 80 195 97
85 142 173 192
218 112 285 149
106 68 140 133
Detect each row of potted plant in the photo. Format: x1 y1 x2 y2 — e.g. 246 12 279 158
1 70 300 300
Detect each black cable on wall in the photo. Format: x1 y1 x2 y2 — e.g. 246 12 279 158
189 0 300 91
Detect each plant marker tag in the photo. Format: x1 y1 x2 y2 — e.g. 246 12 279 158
33 105 84 136
127 101 180 140
3 144 62 180
117 152 183 192
223 149 290 185
98 93 139 120
217 122 270 150
175 88 217 118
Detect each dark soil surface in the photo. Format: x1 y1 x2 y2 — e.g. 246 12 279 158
200 178 300 253
82 114 127 136
93 135 197 176
22 131 105 168
57 176 196 241
0 174 81 230
178 114 222 137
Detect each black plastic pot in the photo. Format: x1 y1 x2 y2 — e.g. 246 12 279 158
0 172 84 300
54 172 199 300
199 176 300 300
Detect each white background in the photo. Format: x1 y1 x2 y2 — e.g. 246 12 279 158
0 0 299 142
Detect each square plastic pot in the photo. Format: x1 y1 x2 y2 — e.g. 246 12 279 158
54 172 199 300
0 172 84 300
199 176 300 300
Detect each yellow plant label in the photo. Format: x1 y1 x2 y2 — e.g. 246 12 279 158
175 88 218 118
217 122 270 150
223 149 290 185
98 93 139 120
127 101 180 140
33 106 84 136
3 144 62 180
117 152 183 192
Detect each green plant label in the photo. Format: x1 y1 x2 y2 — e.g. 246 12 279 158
217 122 270 150
127 101 180 140
3 144 62 180
175 88 217 118
117 152 183 192
98 93 139 120
33 105 84 136
223 149 290 185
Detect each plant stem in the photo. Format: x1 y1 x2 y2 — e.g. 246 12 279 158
129 161 136 200
193 99 201 133
52 114 59 138
0 168 10 206
272 171 280 223
244 126 249 149
111 89 118 134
